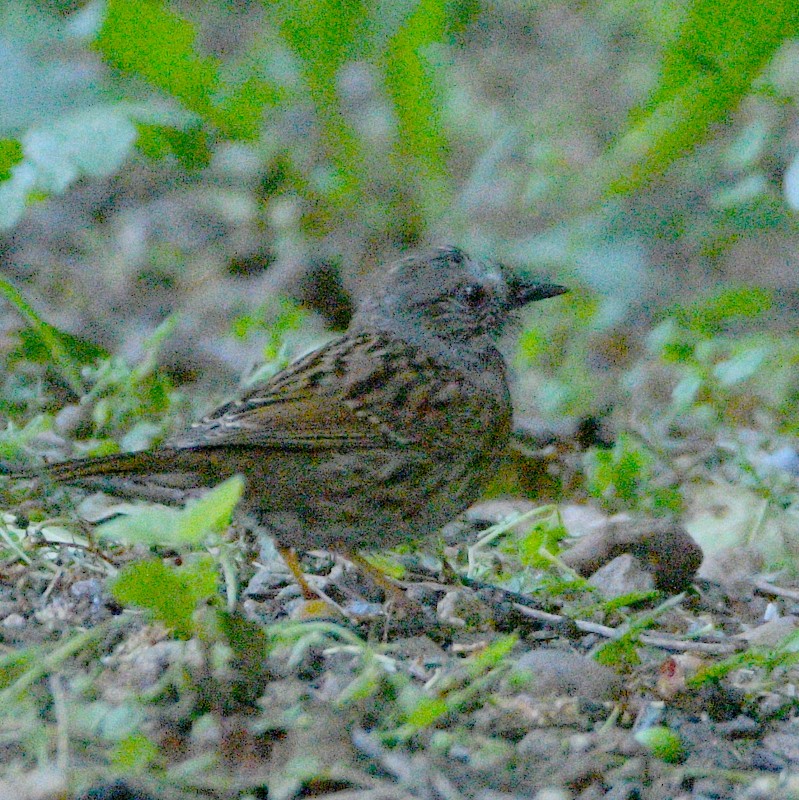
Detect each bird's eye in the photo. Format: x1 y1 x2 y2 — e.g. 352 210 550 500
461 284 487 308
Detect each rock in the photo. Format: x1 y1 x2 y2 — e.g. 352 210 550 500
686 481 798 583
760 732 799 765
562 511 702 593
587 554 655 599
2 613 26 629
656 654 705 700
697 544 764 589
736 616 799 647
513 648 624 701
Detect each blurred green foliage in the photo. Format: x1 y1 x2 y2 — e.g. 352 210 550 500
603 0 799 192
634 725 686 764
0 303 185 461
0 275 102 395
646 286 799 434
2 0 796 230
518 290 608 418
510 511 568 569
111 554 220 639
0 138 23 180
98 474 243 547
0 0 458 226
584 433 682 515
97 0 280 140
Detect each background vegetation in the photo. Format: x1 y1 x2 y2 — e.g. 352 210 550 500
4 0 799 422
4 1 799 797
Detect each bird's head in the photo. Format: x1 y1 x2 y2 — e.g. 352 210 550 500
355 246 567 342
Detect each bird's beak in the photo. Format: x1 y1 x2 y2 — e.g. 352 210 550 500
509 278 568 308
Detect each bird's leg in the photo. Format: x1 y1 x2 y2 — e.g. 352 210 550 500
276 546 318 601
276 545 362 621
342 550 409 605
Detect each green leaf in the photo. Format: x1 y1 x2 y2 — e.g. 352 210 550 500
217 611 271 685
613 446 650 504
404 695 448 727
97 475 245 548
97 506 178 549
383 0 449 178
213 73 281 141
14 327 108 369
670 374 702 411
277 0 369 201
0 647 37 691
600 591 662 613
660 342 695 364
652 0 795 106
0 277 90 395
467 633 517 676
0 623 113 703
675 286 773 337
0 139 23 181
135 123 211 170
111 732 159 773
279 0 368 83
96 0 278 140
0 415 52 463
111 555 219 638
516 517 567 568
601 0 799 192
584 434 665 512
594 636 640 669
179 476 246 542
96 0 219 119
712 345 769 386
652 486 684 515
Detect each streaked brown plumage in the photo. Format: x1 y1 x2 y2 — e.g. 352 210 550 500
8 247 566 571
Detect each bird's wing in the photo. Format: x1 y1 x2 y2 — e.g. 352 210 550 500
169 330 504 453
168 332 406 451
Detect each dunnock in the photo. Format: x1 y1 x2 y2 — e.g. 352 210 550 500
8 247 566 591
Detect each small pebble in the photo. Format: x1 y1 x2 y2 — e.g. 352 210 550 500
2 613 26 629
533 789 571 800
587 554 655 599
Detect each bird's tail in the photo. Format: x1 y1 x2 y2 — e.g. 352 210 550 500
1 449 183 483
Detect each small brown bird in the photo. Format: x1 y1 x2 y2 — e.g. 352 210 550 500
9 247 566 593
